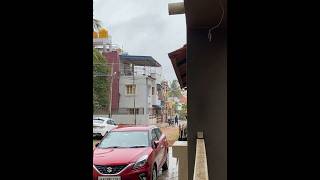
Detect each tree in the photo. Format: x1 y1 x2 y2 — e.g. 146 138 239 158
93 48 111 113
178 103 187 120
168 80 182 98
93 18 101 31
93 6 101 31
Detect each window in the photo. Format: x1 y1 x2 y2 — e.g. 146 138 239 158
107 120 112 125
155 128 162 139
151 129 158 142
129 108 141 114
93 119 104 124
126 85 136 95
152 87 155 95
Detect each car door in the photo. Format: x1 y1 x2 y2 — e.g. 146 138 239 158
151 129 161 169
155 128 167 166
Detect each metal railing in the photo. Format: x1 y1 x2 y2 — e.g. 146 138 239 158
193 132 209 180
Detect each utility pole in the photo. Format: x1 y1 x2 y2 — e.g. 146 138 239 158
108 65 113 118
132 64 137 125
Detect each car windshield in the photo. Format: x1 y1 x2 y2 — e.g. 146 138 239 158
93 119 105 124
99 131 149 148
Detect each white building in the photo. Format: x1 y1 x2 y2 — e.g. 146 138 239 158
111 55 165 125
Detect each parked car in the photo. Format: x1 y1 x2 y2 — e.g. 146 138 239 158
93 125 169 180
93 117 117 138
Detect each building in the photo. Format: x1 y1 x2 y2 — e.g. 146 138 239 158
111 55 164 125
93 27 121 115
93 27 167 125
160 80 169 122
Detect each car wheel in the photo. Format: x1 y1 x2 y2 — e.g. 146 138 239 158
152 165 157 180
162 152 169 171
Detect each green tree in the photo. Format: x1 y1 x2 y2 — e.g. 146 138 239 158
93 48 110 113
169 80 182 97
178 103 187 120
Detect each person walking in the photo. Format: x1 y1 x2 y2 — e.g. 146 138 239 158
175 115 178 126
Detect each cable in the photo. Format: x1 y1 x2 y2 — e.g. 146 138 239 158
208 0 224 42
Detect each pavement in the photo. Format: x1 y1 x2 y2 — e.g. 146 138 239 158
158 147 179 180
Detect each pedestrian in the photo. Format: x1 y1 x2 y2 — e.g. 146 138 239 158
168 118 172 126
175 115 178 126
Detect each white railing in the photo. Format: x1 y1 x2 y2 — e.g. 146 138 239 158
193 131 209 180
93 37 112 44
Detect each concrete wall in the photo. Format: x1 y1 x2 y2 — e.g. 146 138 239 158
119 75 148 112
118 75 158 110
116 75 159 125
93 114 156 125
187 28 227 179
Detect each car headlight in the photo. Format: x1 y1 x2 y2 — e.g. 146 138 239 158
133 155 148 169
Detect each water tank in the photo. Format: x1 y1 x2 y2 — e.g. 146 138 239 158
93 31 98 38
99 28 109 38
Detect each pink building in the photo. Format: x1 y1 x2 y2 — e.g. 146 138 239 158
102 51 120 114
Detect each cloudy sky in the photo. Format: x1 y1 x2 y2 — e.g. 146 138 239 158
93 0 186 82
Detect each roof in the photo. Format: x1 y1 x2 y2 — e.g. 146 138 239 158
120 55 161 67
112 125 157 131
168 45 187 89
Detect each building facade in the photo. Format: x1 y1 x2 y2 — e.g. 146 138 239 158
93 27 167 125
111 55 164 125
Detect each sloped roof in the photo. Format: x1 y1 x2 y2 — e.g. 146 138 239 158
119 55 161 67
168 45 187 89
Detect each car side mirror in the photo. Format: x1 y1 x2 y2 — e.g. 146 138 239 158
95 143 100 147
153 141 159 149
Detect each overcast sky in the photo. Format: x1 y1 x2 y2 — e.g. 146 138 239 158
93 0 186 82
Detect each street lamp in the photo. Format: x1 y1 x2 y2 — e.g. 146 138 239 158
130 64 137 125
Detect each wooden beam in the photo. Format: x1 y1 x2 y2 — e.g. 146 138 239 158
168 2 185 15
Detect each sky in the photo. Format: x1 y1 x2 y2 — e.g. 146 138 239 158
93 0 186 82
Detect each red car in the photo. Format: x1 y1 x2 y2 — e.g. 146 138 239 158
93 125 169 180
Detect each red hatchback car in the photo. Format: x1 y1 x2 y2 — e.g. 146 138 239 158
93 125 169 180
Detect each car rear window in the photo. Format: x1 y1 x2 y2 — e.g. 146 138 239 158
155 128 162 139
93 119 104 124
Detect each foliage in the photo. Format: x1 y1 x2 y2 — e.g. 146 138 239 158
178 103 187 120
168 80 182 98
93 48 111 113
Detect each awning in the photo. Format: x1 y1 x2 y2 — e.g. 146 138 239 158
120 55 161 67
168 45 187 89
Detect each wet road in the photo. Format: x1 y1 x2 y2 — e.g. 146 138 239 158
158 147 178 180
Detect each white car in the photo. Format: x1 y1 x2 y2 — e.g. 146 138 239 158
93 117 117 138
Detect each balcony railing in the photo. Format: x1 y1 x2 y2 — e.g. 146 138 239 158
193 132 209 180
